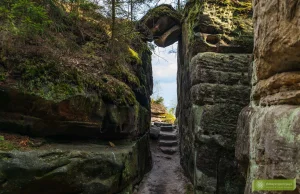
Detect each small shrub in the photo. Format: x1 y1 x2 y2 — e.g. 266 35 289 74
0 0 52 38
154 96 164 104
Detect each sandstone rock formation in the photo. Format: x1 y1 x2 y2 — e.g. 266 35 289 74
139 4 182 47
159 124 178 155
151 101 167 123
0 1 153 193
0 135 151 194
177 0 253 193
236 1 300 193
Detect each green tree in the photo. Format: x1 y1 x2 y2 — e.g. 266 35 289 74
0 0 51 38
111 0 116 40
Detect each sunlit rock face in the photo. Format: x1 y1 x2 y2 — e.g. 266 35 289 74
139 4 182 47
177 0 253 193
236 1 300 193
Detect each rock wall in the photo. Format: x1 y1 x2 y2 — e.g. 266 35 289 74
177 0 253 193
0 135 151 194
0 49 152 140
0 2 153 192
236 1 300 193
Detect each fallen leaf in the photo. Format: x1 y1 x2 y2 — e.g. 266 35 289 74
109 141 115 147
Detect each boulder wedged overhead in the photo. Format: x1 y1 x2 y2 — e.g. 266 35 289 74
154 25 181 47
138 4 182 47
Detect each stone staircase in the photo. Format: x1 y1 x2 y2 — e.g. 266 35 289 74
158 124 178 155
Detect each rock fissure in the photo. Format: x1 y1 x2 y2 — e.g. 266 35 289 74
1 0 300 193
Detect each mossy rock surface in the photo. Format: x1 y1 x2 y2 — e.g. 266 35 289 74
139 4 182 46
140 4 182 28
184 0 253 56
0 134 152 194
0 0 153 140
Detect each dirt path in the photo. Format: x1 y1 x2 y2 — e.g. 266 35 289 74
136 140 193 194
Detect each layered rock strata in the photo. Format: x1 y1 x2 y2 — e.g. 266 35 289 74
236 1 300 193
0 2 153 193
0 135 151 194
177 0 253 193
139 4 182 47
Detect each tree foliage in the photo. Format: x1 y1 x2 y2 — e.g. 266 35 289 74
0 0 51 38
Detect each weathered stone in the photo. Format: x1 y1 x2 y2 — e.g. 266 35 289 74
0 2 154 193
139 4 182 47
0 135 152 194
236 106 300 194
253 0 300 81
149 125 160 140
190 53 251 87
0 88 148 139
186 0 253 59
252 71 300 105
154 25 181 47
177 0 253 193
235 0 300 193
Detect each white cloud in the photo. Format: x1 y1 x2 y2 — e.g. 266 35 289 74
151 42 178 110
160 82 177 108
152 63 177 81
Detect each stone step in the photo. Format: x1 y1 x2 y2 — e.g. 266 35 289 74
160 126 174 132
159 146 178 155
154 122 173 127
160 123 173 127
159 131 177 140
159 140 178 147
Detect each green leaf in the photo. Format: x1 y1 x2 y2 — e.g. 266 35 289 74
0 136 4 141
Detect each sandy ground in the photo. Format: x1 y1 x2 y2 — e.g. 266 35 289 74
136 140 193 194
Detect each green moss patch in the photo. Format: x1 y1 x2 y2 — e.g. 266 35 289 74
0 140 19 151
14 57 84 102
1 55 138 107
185 0 253 48
140 4 182 26
98 75 137 106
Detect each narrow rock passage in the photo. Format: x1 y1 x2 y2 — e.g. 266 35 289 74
137 125 193 194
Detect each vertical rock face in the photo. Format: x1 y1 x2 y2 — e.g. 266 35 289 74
0 2 153 192
236 1 300 193
177 0 253 193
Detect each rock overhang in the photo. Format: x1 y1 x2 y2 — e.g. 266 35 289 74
138 4 182 47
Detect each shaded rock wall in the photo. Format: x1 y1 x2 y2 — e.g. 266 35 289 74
236 1 300 193
177 0 253 193
0 135 151 194
0 49 152 140
0 2 153 193
0 50 152 193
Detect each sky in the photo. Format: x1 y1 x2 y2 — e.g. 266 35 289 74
151 43 178 109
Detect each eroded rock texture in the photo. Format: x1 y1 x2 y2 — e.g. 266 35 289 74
0 2 153 193
236 1 300 193
0 135 151 194
0 51 152 140
177 0 253 193
139 4 182 47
